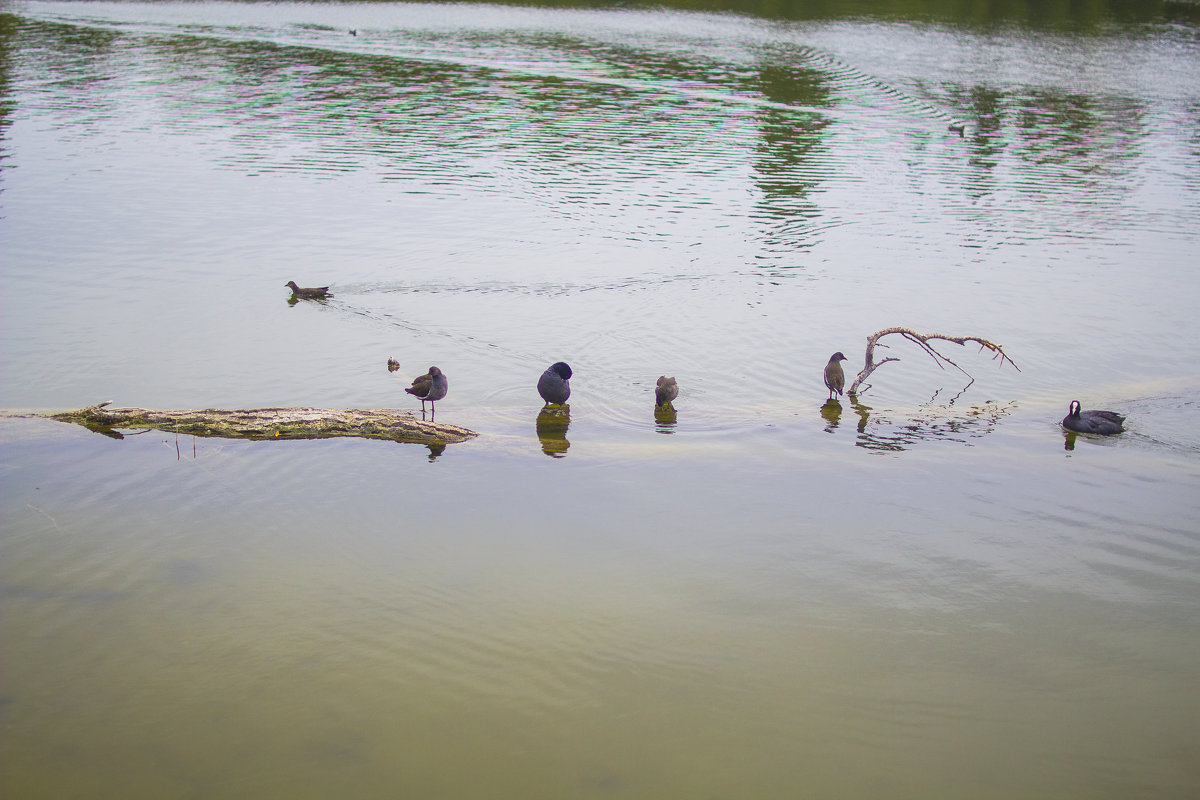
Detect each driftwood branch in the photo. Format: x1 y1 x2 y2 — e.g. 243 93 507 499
43 402 476 446
848 327 1019 397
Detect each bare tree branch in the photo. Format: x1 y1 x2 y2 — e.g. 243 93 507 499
847 327 1019 397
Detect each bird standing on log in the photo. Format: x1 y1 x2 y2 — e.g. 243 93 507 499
406 366 448 416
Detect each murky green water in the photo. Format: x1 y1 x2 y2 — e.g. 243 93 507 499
2 1 1199 797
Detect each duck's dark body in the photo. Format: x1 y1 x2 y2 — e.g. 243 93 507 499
1062 400 1125 435
406 366 448 414
285 281 331 299
655 376 678 407
824 352 847 400
538 362 573 406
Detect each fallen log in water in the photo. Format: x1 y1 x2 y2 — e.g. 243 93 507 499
41 402 477 446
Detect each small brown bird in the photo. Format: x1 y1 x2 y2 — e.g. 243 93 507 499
387 357 400 373
824 352 847 400
655 376 678 408
405 366 448 415
285 281 331 299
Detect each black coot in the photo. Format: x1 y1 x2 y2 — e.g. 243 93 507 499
538 362 572 406
1062 400 1124 435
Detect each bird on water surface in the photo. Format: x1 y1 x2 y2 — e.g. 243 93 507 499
285 281 331 299
824 352 847 400
538 362 573 406
1062 401 1125 435
406 366 448 415
655 376 678 408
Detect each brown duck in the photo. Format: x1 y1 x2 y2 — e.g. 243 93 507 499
824 352 847 400
285 281 332 299
655 376 679 408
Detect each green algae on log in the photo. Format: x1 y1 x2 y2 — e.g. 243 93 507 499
45 402 477 445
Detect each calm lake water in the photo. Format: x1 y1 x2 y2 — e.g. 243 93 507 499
2 1 1200 797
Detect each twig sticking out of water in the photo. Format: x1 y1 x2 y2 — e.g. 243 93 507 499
848 327 1020 397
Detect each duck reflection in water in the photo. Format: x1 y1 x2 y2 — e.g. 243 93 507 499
820 398 843 432
536 406 571 457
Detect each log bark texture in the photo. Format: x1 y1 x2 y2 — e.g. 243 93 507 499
42 402 476 445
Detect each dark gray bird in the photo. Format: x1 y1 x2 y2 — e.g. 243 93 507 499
285 281 331 299
405 366 448 415
537 362 572 406
1062 400 1125 435
824 352 847 400
655 376 678 408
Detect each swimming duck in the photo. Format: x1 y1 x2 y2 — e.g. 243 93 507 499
824 352 847 400
1061 401 1125 435
285 281 331 299
537 362 572 406
406 366 448 415
655 376 678 408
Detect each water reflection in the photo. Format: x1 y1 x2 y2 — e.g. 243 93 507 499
845 398 1016 452
425 441 446 461
535 406 570 457
820 398 842 432
653 403 677 432
616 0 1200 28
286 294 333 307
1061 429 1127 453
751 54 833 256
0 15 16 168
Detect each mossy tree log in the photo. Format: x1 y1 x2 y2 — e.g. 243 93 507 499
848 327 1020 397
45 402 477 445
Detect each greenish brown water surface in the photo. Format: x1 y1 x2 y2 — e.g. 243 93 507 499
2 1 1199 797
4 413 1199 798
